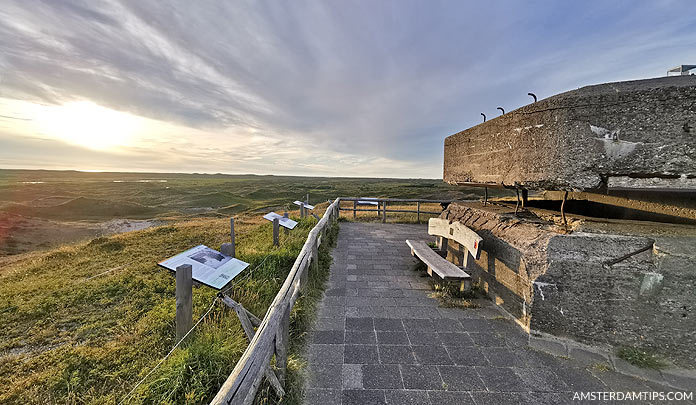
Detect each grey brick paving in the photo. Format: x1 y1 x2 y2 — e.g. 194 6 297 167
303 223 685 404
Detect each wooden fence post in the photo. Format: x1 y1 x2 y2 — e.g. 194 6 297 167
283 212 289 235
175 264 193 343
275 302 290 386
353 200 357 219
230 217 235 247
382 201 387 223
273 218 280 247
417 202 421 223
221 218 236 257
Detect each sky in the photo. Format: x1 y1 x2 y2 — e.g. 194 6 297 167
1 1 695 178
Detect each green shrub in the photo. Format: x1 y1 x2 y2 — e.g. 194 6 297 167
616 346 667 370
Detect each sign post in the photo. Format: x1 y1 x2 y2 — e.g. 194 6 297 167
273 217 280 247
283 212 290 235
229 218 235 255
176 264 193 343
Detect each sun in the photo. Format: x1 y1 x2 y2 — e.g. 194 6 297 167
37 101 142 150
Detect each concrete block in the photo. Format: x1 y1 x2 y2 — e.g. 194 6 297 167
378 344 416 364
400 365 444 390
342 364 363 389
361 364 402 389
610 355 666 385
660 368 696 392
443 76 696 191
529 333 568 357
386 390 431 405
567 344 611 368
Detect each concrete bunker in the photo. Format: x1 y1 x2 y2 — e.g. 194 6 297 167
440 76 696 369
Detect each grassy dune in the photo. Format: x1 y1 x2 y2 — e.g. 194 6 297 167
0 208 337 404
0 169 494 256
0 169 486 222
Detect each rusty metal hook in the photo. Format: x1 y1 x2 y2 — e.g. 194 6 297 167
481 113 486 122
497 107 505 115
528 93 537 103
515 188 521 215
561 191 568 231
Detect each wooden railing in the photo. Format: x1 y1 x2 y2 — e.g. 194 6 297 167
210 198 340 405
337 197 455 223
210 197 454 404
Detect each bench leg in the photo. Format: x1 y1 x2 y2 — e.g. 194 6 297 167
459 279 471 292
426 266 433 277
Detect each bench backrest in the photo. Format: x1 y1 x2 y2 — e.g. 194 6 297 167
428 218 483 260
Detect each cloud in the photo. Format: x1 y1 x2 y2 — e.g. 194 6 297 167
1 0 695 177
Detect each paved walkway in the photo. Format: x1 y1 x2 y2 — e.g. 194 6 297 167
304 222 683 405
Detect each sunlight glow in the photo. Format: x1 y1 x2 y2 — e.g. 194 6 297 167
36 101 143 150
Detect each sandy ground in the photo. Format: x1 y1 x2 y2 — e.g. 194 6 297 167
0 213 162 256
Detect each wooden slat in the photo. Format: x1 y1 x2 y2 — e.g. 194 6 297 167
428 218 483 260
406 240 470 281
233 300 285 398
428 218 450 238
449 221 483 260
220 295 262 327
338 207 441 214
339 197 456 203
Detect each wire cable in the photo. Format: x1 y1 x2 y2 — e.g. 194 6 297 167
117 253 273 404
118 298 218 404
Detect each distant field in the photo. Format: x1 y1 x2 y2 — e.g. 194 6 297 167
0 169 492 256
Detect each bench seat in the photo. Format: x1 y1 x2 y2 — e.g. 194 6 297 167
406 239 471 290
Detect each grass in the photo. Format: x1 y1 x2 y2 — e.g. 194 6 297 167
255 223 338 405
410 262 485 309
0 210 338 404
616 346 668 370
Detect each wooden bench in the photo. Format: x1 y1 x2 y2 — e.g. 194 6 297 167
407 239 472 291
406 218 483 292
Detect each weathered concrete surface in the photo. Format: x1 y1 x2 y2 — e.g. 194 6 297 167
303 222 684 404
442 202 696 369
539 190 696 223
443 76 696 191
